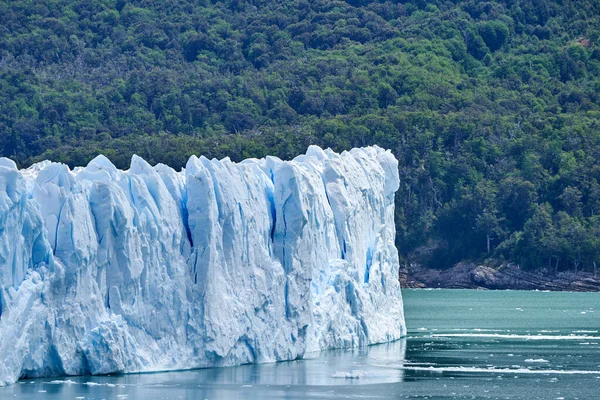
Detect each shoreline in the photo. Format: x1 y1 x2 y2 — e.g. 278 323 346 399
400 262 600 292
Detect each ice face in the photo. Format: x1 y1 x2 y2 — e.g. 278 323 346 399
0 146 405 386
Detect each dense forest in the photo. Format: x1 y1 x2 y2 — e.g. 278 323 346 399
1 0 600 272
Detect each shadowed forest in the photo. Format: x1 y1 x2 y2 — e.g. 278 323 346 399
1 0 599 271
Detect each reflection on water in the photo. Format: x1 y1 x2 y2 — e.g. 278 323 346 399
3 289 600 399
3 341 408 399
184 339 407 386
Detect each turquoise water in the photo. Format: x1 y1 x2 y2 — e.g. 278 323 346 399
2 289 599 399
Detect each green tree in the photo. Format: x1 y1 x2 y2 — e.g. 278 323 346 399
479 21 510 52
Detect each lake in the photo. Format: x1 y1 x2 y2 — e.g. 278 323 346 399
2 289 599 399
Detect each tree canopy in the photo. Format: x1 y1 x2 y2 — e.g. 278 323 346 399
1 0 600 272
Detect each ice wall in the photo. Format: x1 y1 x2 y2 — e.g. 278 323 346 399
0 146 405 386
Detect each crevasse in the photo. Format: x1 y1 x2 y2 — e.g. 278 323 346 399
0 146 405 386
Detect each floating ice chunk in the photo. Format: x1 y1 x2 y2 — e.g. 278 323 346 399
331 370 369 379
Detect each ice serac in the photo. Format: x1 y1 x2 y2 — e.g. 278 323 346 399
0 146 405 386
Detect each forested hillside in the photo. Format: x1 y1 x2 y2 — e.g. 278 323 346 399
1 0 600 272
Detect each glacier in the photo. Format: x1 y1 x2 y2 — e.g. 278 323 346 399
0 146 405 386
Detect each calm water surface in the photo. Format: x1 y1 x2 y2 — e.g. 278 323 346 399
3 289 599 399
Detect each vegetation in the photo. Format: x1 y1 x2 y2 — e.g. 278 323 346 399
1 0 600 273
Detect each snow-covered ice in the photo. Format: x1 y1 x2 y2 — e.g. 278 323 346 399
0 146 405 386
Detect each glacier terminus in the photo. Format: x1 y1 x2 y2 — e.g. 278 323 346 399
0 146 406 386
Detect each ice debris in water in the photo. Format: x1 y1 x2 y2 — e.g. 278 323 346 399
331 370 369 379
0 146 405 386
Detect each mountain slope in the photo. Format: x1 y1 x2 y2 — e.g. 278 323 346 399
1 0 599 271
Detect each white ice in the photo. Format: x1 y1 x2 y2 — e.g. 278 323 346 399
0 146 405 386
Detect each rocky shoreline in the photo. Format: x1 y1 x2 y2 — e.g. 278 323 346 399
400 262 600 292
